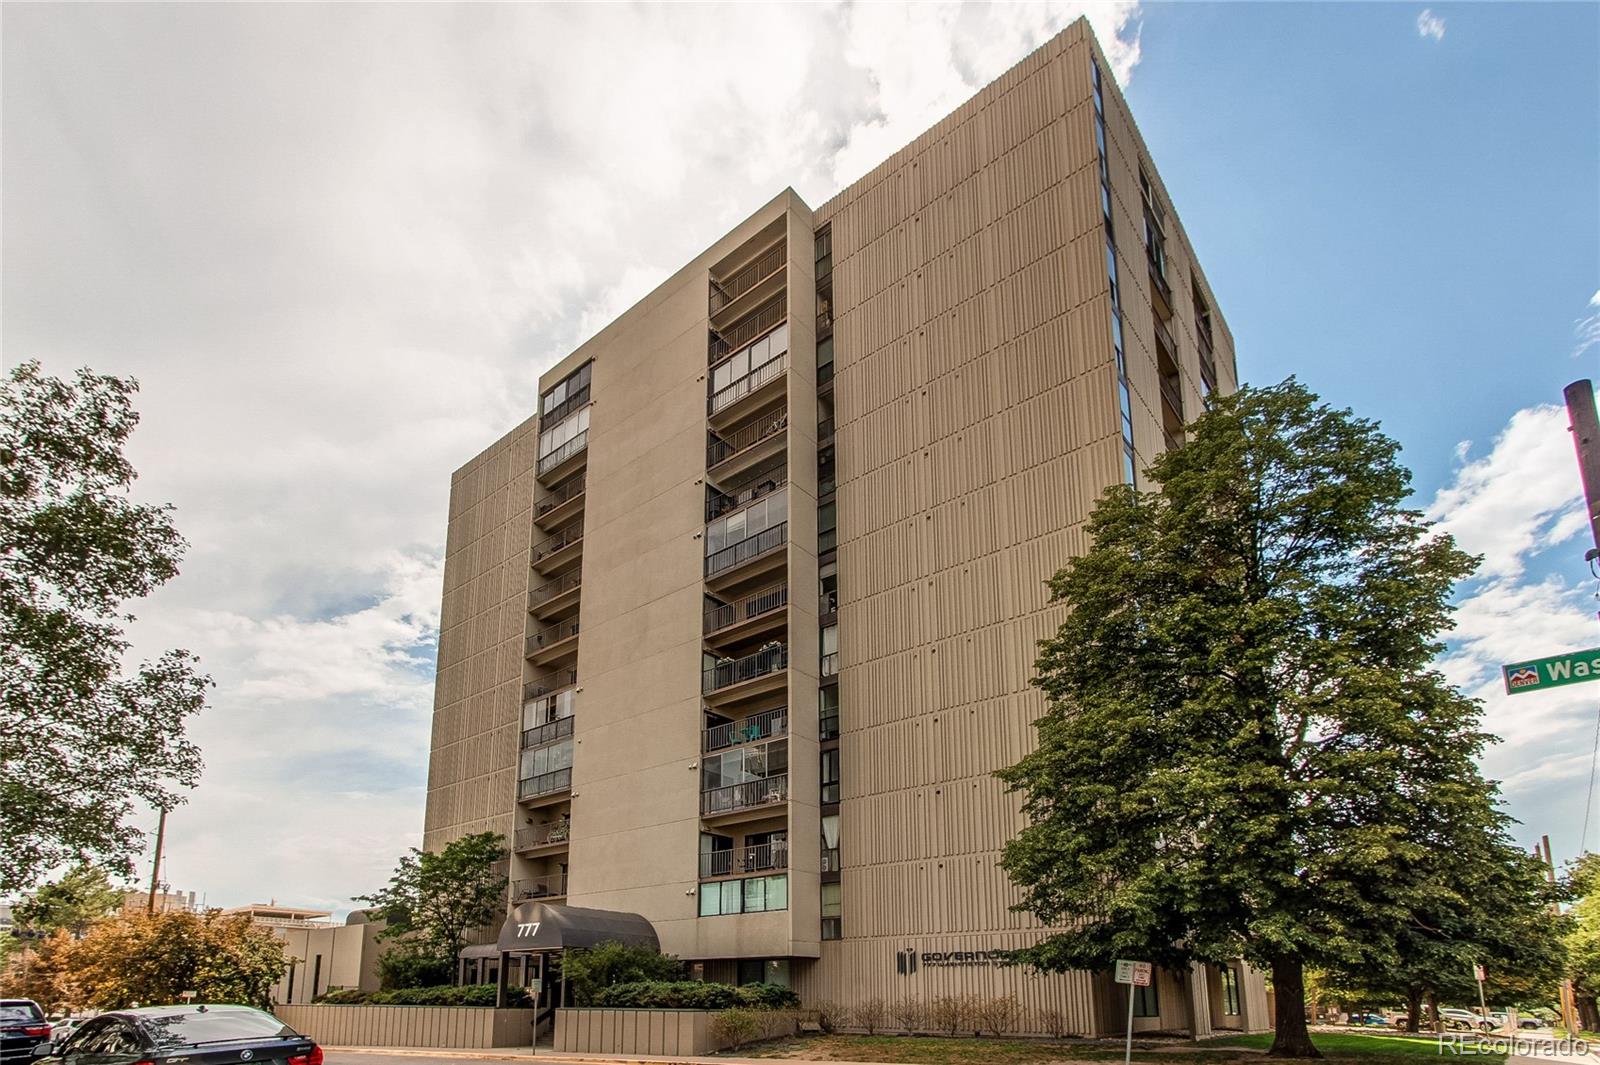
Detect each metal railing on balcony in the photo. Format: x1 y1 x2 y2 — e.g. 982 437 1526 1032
699 838 788 878
510 874 568 902
709 353 788 416
703 707 788 753
704 583 787 636
1199 355 1218 396
537 431 588 476
709 241 787 316
533 520 584 563
705 522 787 578
529 570 582 610
519 767 572 800
701 773 788 816
1158 374 1183 421
524 669 577 701
707 408 788 468
703 645 788 695
541 383 590 428
1148 251 1173 312
710 294 787 363
707 476 786 523
526 618 580 657
515 821 571 850
536 473 586 518
1163 427 1184 453
821 847 842 873
521 714 574 751
1153 315 1178 360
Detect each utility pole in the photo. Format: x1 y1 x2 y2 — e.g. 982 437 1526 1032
1564 380 1600 562
1542 836 1581 1035
146 807 167 914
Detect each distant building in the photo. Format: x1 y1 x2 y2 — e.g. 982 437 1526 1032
222 904 389 1003
120 888 198 915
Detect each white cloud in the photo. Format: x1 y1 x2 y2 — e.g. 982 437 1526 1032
1417 9 1447 41
1576 288 1600 359
2 2 1144 906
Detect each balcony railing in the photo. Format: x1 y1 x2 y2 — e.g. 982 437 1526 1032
1148 251 1173 313
707 477 786 523
524 669 577 701
519 767 572 800
537 431 588 476
515 821 571 850
707 408 788 468
1158 374 1183 420
510 874 568 902
533 520 584 563
1199 355 1218 396
703 645 788 695
1153 315 1177 360
705 522 787 578
699 838 788 878
703 707 788 753
704 583 788 636
710 294 788 363
521 714 574 751
710 241 786 316
709 353 788 416
536 473 586 518
526 618 580 657
529 570 582 609
1163 427 1184 453
701 773 788 816
821 847 842 873
541 382 591 428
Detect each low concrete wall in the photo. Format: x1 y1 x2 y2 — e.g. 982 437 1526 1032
554 1009 719 1056
274 1005 537 1048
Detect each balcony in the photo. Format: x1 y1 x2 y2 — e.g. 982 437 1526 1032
1158 373 1183 424
525 618 580 663
703 707 788 753
707 407 788 472
535 473 587 528
710 241 786 319
703 645 787 696
532 519 584 572
704 583 787 639
709 352 788 419
1163 427 1184 453
541 381 590 427
705 522 787 581
817 417 834 441
528 570 582 617
524 668 577 701
521 714 574 751
821 779 840 804
701 774 788 817
1148 251 1173 321
519 768 572 801
707 477 787 523
821 848 842 873
537 430 588 479
699 838 788 879
1153 315 1178 362
820 651 839 678
515 821 570 852
819 709 839 741
510 874 568 902
710 293 787 365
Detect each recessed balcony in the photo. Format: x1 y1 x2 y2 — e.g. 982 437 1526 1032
707 406 788 481
525 617 580 665
703 644 788 705
518 767 572 803
1153 315 1178 364
510 874 568 903
521 714 574 751
708 292 787 367
514 820 571 854
524 668 577 702
535 473 587 530
699 836 788 880
704 522 787 587
709 240 787 327
703 706 787 754
537 429 588 482
709 353 788 425
1148 251 1173 321
704 583 787 645
532 519 584 574
701 774 788 819
528 570 582 619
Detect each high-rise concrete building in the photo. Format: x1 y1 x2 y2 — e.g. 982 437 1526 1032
424 18 1268 1037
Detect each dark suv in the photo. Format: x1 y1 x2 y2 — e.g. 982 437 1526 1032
0 1000 50 1063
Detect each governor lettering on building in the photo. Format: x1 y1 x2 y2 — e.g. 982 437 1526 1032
1502 647 1600 695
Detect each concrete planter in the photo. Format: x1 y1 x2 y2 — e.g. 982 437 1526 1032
273 1004 537 1048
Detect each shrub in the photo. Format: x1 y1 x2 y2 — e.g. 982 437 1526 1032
929 994 970 1037
376 942 452 991
710 1008 761 1052
975 995 1022 1036
891 996 926 1035
736 982 800 1009
1039 1006 1069 1039
562 942 683 1005
592 980 740 1010
313 988 368 1005
315 984 531 1007
809 999 843 1034
852 996 887 1035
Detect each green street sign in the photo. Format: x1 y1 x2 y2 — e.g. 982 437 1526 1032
1502 647 1600 695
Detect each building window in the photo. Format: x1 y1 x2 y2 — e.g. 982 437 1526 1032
704 489 787 558
699 874 788 917
818 501 837 553
1220 966 1240 1015
821 813 840 871
1134 981 1160 1018
540 361 592 423
537 405 589 464
820 624 839 676
821 882 841 940
520 737 573 780
819 687 839 740
820 748 840 804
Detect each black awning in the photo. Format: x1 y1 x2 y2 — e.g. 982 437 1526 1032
459 943 502 959
494 902 659 954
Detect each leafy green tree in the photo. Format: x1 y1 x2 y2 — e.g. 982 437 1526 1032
14 864 126 937
561 941 682 1005
375 939 453 990
998 380 1493 1058
357 832 508 977
1566 853 1600 1030
0 361 208 891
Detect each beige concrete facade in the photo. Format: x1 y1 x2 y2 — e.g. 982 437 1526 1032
422 18 1262 1036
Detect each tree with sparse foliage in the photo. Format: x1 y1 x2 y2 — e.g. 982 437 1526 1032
0 361 208 891
998 380 1499 1058
357 832 508 979
14 864 126 938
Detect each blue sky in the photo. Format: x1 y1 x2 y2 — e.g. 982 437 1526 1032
4 1 1597 908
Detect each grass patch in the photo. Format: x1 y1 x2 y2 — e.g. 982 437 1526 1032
733 1031 1507 1064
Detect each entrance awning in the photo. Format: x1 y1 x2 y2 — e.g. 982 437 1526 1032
495 902 659 954
459 943 502 960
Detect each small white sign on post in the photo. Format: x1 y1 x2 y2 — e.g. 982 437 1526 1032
1473 964 1485 982
1114 960 1153 1065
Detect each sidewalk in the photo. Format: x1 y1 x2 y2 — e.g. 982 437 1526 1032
325 1047 868 1065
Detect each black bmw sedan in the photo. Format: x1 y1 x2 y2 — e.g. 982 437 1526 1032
31 1005 321 1065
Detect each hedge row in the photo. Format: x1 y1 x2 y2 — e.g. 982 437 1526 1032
313 984 531 1007
590 981 799 1010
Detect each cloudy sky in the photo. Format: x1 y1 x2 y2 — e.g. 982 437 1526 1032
4 1 1597 912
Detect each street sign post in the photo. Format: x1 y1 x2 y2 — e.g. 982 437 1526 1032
1114 961 1153 1065
1474 963 1488 1025
1501 648 1600 695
